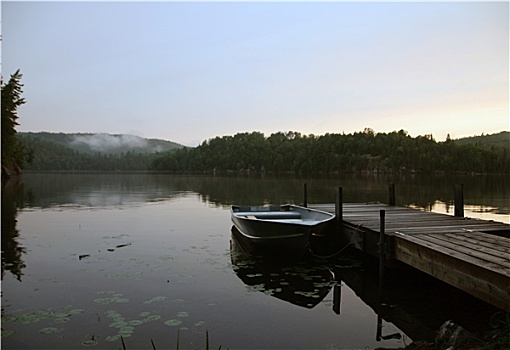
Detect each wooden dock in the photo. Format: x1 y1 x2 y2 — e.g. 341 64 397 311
310 203 510 313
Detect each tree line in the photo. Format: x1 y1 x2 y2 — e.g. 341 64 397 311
17 129 510 174
150 130 509 174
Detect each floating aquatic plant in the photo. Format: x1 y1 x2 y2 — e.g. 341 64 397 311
39 327 60 334
127 320 143 326
246 273 263 278
109 321 129 329
1 315 18 323
68 309 85 315
164 319 182 326
143 315 161 323
94 293 130 305
119 326 135 335
82 334 97 346
176 311 189 318
105 334 121 342
1 329 15 338
54 317 70 323
143 296 167 304
18 314 40 324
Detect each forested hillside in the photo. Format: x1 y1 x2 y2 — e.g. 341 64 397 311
150 129 509 174
453 131 509 151
18 129 509 173
19 132 183 171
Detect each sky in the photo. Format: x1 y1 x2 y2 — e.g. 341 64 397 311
2 1 509 146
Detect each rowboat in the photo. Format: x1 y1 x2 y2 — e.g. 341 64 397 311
230 204 335 257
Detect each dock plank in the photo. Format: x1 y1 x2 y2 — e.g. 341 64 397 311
394 233 510 313
443 232 510 253
412 233 510 271
311 202 510 312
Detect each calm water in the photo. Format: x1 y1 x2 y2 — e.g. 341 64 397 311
1 173 508 349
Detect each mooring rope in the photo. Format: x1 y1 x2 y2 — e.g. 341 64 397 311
308 240 355 259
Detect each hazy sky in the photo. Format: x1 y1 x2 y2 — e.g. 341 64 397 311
2 1 509 146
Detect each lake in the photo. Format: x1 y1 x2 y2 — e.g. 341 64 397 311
1 172 508 349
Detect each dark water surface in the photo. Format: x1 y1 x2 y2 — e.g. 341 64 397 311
2 173 508 349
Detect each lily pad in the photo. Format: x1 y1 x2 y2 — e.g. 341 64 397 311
143 315 161 322
19 314 40 324
139 311 151 317
127 320 143 326
35 310 53 319
68 309 85 315
105 310 121 318
1 329 15 338
143 296 167 304
176 311 189 318
105 335 121 342
94 298 113 305
164 319 182 326
39 327 60 334
112 316 125 323
1 315 18 323
109 321 128 328
82 338 98 346
54 317 70 323
119 326 135 334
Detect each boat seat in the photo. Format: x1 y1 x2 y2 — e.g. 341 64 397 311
236 211 302 220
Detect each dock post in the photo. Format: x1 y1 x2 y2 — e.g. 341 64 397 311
376 315 383 341
454 184 464 217
335 187 343 227
303 183 308 208
333 283 341 315
388 183 395 206
379 210 386 287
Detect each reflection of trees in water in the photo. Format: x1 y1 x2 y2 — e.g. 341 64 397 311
1 178 26 281
157 173 509 211
20 172 510 212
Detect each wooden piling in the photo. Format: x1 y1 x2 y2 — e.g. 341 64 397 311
379 209 386 288
454 184 464 217
333 283 341 314
335 187 343 226
388 183 395 206
303 183 308 208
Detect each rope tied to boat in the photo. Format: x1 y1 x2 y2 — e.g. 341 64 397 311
308 240 355 259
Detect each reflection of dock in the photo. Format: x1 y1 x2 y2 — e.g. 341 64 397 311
310 202 510 313
332 262 501 343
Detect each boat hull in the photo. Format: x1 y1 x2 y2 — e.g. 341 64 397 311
230 204 335 257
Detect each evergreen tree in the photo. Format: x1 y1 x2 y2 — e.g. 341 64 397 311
1 70 32 178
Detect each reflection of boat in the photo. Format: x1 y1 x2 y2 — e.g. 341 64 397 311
230 226 334 308
230 204 335 256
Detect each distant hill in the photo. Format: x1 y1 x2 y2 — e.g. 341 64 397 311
453 131 509 151
19 132 184 155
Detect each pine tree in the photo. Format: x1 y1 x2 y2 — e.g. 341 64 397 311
1 70 32 178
